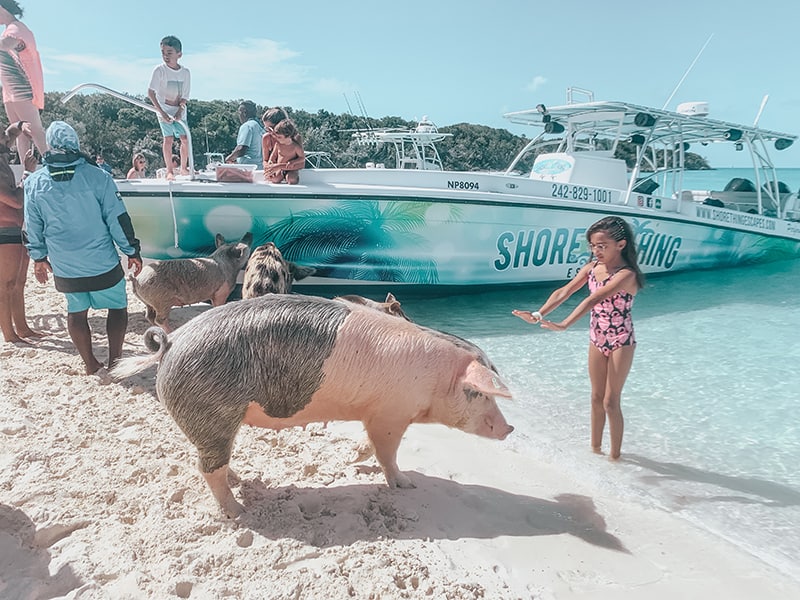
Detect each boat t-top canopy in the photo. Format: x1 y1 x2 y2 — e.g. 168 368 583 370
352 117 452 170
503 100 796 150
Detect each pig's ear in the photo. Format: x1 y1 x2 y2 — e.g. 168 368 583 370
463 360 512 398
289 263 316 280
385 292 397 303
215 233 225 248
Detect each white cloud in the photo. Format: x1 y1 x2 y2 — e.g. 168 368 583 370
42 39 353 110
525 76 547 92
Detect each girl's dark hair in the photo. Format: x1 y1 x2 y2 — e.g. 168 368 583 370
587 216 645 288
0 1 23 17
273 118 301 143
262 107 287 127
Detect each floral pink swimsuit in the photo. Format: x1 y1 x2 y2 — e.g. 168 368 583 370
588 263 636 356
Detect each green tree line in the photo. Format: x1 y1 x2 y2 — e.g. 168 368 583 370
29 90 708 177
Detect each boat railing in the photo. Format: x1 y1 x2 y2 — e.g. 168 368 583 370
61 82 196 176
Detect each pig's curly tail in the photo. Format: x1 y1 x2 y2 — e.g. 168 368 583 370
143 326 170 355
109 327 171 380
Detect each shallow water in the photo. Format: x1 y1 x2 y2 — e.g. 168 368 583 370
395 171 800 580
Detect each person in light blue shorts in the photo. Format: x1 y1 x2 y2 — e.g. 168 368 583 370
64 277 128 313
24 121 143 375
158 119 186 138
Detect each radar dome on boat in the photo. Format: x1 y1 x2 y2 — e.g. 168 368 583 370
676 102 709 117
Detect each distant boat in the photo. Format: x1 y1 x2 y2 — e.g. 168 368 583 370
64 84 800 291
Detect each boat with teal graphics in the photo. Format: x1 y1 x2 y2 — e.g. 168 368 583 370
65 84 800 290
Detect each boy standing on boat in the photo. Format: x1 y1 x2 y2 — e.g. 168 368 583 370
147 35 190 180
225 100 265 165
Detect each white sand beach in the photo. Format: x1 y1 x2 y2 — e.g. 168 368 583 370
2 268 799 599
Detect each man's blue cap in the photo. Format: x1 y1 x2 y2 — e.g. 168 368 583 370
45 121 80 151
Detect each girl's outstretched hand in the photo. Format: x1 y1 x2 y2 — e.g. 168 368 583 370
511 309 541 324
539 319 566 332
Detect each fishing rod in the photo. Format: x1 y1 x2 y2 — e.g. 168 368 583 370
661 33 714 110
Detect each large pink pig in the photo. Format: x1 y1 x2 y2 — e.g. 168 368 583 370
112 294 513 518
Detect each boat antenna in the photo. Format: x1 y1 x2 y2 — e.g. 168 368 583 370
355 90 372 130
753 94 769 127
661 33 714 110
343 93 354 116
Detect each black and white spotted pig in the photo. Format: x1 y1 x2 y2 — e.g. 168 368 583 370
241 242 315 299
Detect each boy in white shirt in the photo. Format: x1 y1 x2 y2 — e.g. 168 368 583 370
147 35 190 179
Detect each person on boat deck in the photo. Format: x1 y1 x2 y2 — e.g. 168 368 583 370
225 100 265 165
0 119 40 343
261 107 287 172
127 152 147 179
147 35 190 180
0 0 47 160
23 121 143 375
95 154 113 175
512 216 644 461
265 118 305 185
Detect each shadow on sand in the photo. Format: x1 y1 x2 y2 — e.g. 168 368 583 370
0 504 85 598
237 473 628 553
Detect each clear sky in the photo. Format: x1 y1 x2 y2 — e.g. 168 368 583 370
19 0 800 167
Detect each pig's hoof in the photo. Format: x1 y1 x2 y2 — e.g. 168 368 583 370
391 472 416 489
222 499 245 519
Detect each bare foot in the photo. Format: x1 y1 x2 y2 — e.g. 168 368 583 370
609 453 621 462
179 168 190 176
85 361 105 375
166 171 175 181
18 328 46 339
592 446 604 455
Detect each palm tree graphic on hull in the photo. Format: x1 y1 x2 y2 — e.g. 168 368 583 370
265 199 447 283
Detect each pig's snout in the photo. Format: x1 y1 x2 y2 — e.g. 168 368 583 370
479 414 514 440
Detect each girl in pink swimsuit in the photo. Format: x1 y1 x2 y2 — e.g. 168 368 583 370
513 216 645 460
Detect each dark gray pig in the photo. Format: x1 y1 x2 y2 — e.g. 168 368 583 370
112 294 514 518
241 242 316 299
129 232 252 332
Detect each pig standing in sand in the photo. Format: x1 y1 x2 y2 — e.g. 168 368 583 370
129 232 252 331
112 294 513 518
241 242 315 299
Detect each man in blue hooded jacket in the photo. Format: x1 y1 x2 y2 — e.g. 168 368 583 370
24 121 143 375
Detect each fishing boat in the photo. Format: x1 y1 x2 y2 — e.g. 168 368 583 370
63 84 800 291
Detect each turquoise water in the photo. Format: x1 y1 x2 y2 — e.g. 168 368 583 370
394 169 800 581
681 166 800 192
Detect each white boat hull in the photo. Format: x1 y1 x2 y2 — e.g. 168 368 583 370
116 168 800 289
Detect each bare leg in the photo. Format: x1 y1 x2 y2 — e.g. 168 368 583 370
10 248 43 338
4 100 48 157
178 136 189 175
162 135 175 178
67 309 104 374
604 346 635 460
106 307 128 370
0 244 21 342
587 345 608 453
